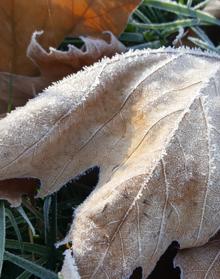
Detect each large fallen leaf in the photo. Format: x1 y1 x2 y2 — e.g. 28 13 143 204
1 48 220 277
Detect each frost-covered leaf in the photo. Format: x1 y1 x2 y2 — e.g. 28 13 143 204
0 48 220 277
175 238 220 279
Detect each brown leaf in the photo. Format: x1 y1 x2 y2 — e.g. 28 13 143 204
0 0 139 113
0 178 39 207
1 48 220 278
0 0 139 75
0 31 126 114
175 239 220 278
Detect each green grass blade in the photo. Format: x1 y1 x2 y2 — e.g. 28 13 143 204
134 9 152 23
6 215 35 229
130 18 207 30
143 0 220 25
16 206 36 236
0 201 5 276
5 239 50 256
188 36 218 52
22 199 44 222
16 258 47 279
16 270 32 279
129 40 161 49
191 26 215 46
187 0 192 8
133 8 163 39
50 194 58 245
4 251 58 279
119 32 144 43
5 208 23 253
43 196 52 244
194 0 211 10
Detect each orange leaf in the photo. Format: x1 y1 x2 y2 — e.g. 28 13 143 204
0 0 140 114
0 0 140 75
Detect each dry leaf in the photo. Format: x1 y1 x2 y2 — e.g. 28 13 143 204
0 0 139 75
175 239 220 278
0 0 139 113
0 178 39 206
0 48 220 277
0 31 126 114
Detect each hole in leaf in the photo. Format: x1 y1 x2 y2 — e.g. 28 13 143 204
73 165 100 189
58 36 84 51
58 165 100 205
129 242 180 279
209 229 220 241
203 26 220 46
147 241 181 279
129 267 143 279
57 166 100 235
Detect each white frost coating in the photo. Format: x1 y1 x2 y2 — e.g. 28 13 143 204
62 50 220 279
73 64 220 278
1 47 220 278
46 45 220 94
2 47 220 133
60 250 81 279
55 234 71 249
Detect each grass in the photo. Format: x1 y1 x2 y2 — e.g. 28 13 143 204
2 0 220 278
1 168 98 279
59 0 220 53
122 0 220 52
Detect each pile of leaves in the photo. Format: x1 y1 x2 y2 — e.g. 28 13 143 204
0 0 220 278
